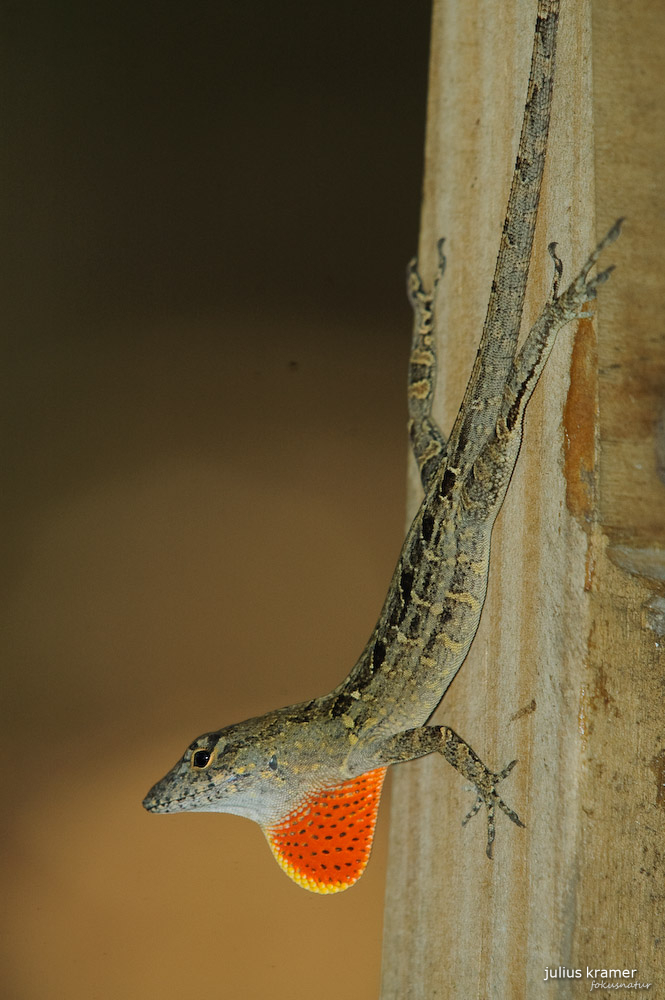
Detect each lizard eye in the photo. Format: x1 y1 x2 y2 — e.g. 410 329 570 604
192 749 212 769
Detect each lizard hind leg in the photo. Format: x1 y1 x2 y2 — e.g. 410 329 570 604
502 219 623 435
547 238 564 301
407 240 447 491
458 222 622 516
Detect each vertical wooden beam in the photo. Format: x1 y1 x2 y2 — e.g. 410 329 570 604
381 0 665 995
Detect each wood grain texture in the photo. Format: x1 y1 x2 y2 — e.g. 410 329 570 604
381 0 665 996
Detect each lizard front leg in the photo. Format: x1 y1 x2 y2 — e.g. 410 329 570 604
407 241 447 490
369 726 524 858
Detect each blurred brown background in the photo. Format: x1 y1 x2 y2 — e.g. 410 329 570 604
1 1 430 997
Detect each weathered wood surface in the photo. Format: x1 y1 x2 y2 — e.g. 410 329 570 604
381 1 665 996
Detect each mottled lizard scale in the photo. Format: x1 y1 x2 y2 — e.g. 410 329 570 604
407 243 447 490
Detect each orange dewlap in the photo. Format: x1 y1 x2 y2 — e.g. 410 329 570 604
263 766 388 893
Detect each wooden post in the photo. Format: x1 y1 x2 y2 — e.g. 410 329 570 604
380 0 665 996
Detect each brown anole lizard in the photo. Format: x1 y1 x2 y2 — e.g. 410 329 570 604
144 0 621 893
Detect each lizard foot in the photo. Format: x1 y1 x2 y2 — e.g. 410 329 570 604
461 757 525 859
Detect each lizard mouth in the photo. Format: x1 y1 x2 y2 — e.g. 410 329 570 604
142 781 190 814
142 793 170 813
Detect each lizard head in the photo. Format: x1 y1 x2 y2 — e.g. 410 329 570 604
143 711 309 827
143 706 388 893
